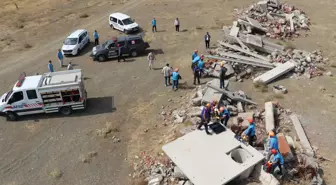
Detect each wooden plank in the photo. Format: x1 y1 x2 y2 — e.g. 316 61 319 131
205 55 274 69
207 84 257 105
217 40 270 62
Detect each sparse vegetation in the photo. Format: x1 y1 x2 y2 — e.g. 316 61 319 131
49 168 62 179
79 13 89 18
96 122 119 138
253 81 268 93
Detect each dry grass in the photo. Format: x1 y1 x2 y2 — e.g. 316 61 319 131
253 80 268 92
96 122 119 138
49 168 62 179
79 13 89 18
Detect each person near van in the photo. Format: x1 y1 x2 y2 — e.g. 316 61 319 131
48 60 54 72
57 49 64 67
67 62 73 70
204 32 211 49
162 63 172 86
147 52 156 70
174 18 180 32
117 44 126 62
152 18 157 32
171 68 181 91
93 30 99 46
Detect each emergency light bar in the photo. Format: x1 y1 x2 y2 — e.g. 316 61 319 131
16 72 26 87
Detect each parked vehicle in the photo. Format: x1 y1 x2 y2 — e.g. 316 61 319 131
0 70 87 121
62 29 90 56
90 35 150 62
109 12 139 34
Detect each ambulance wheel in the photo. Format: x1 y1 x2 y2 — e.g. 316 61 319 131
60 106 72 116
6 111 18 121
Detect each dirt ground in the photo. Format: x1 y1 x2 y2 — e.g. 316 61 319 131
0 0 335 184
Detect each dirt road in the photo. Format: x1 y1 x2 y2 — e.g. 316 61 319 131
0 0 335 184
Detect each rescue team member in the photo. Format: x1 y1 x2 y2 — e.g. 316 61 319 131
117 44 126 62
152 18 157 32
48 60 54 72
192 50 198 61
197 55 205 76
93 30 99 46
269 149 284 175
162 63 172 86
171 68 181 91
198 103 212 135
244 118 256 145
267 131 279 160
210 100 218 113
193 64 201 85
219 62 228 89
57 49 64 67
218 106 230 126
191 50 200 70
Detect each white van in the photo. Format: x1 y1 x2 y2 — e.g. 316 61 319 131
0 70 87 121
62 29 90 56
109 13 139 34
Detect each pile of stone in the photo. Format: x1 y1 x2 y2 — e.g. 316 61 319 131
234 0 310 39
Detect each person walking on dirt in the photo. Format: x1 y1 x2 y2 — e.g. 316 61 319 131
204 32 211 49
152 18 157 32
219 62 228 89
147 52 156 70
93 30 99 46
174 18 180 32
171 68 181 91
117 44 126 62
193 64 201 85
48 60 54 72
57 49 64 67
162 63 172 86
67 62 73 70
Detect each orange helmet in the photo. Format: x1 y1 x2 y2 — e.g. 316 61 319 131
269 131 275 137
271 149 277 154
247 118 254 124
175 68 179 72
206 103 211 108
219 107 225 112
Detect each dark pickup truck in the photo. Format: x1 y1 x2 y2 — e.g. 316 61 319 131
90 35 150 62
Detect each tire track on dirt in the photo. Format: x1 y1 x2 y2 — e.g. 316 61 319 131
0 0 147 76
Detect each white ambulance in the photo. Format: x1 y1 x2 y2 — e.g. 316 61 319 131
0 69 87 121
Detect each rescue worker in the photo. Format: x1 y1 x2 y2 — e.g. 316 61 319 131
117 44 126 62
244 118 256 146
193 63 201 85
93 30 99 46
210 100 218 114
270 149 284 175
219 62 228 89
171 68 181 91
192 50 198 61
162 63 172 86
198 55 205 76
191 51 200 70
48 60 54 72
218 106 230 126
152 18 157 32
57 49 64 67
266 131 279 160
198 103 212 135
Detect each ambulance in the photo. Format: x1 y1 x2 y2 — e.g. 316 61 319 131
0 69 87 121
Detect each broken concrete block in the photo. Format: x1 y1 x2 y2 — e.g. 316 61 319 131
173 166 188 179
252 163 280 185
226 105 238 112
188 107 202 117
253 61 296 84
237 112 254 128
230 25 240 37
191 97 202 106
189 117 201 125
237 102 244 113
290 114 315 157
285 135 295 149
265 102 275 133
147 174 163 185
202 79 223 104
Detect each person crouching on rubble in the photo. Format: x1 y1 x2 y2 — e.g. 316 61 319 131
243 118 256 146
218 106 230 126
266 131 279 160
198 103 212 135
267 149 284 175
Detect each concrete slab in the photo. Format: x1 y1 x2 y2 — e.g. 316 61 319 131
253 61 295 84
202 79 223 104
230 26 240 37
290 114 315 157
264 102 275 132
246 34 263 47
224 63 235 76
162 129 264 185
246 17 264 30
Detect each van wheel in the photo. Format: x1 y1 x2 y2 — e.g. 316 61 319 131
6 111 18 121
59 106 72 116
130 50 138 57
97 55 106 62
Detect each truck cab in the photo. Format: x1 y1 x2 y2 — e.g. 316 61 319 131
0 70 87 121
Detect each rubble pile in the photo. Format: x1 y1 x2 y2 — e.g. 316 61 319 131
234 0 310 39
